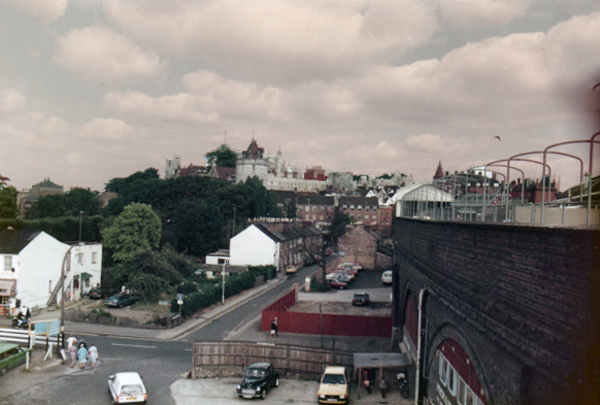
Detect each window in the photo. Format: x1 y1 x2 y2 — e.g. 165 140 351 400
320 206 324 211
4 256 12 272
92 252 97 264
312 207 317 212
77 253 84 265
365 207 369 211
357 215 361 220
1 296 9 307
373 207 378 212
466 387 474 405
439 355 449 386
458 378 466 405
448 365 457 395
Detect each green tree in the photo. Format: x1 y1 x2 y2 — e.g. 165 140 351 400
329 212 352 242
169 200 225 257
63 188 101 216
241 176 282 218
26 194 66 218
102 203 162 262
0 186 18 219
205 144 238 168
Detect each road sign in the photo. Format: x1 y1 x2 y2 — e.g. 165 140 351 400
177 294 183 305
48 320 60 337
159 300 169 306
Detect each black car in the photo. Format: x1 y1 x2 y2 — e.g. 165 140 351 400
237 362 279 399
85 288 103 299
352 292 370 306
104 293 139 308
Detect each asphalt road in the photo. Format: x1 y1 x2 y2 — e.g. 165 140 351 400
0 265 387 404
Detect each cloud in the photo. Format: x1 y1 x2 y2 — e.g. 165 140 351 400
2 0 67 24
406 133 467 153
0 88 26 114
53 25 168 84
438 0 535 28
99 0 439 84
76 118 136 141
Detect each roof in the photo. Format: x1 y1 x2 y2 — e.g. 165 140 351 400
386 183 453 204
296 195 334 205
0 229 42 254
252 223 322 243
33 179 62 189
212 166 236 180
248 362 272 369
339 195 379 205
353 352 412 369
114 372 144 385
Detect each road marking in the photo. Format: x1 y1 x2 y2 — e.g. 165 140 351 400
111 343 157 349
184 348 192 352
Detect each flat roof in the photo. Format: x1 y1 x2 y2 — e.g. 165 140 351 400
353 352 412 369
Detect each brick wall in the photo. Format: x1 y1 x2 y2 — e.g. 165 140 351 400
338 226 378 269
394 218 600 405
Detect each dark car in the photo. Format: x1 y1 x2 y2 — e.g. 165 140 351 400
104 293 139 308
304 257 316 266
85 288 103 299
352 292 370 306
236 362 279 399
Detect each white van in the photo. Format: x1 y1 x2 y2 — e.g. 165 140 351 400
381 270 393 285
108 372 147 404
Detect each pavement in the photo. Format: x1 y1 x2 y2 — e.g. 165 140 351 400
0 273 403 404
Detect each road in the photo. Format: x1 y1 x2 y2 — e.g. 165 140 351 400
0 265 385 404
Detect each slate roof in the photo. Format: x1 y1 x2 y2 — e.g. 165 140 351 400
296 194 334 206
0 229 41 254
252 223 322 243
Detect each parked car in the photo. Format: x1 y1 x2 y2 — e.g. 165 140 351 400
104 293 140 308
108 372 147 404
85 288 103 299
339 262 362 271
317 366 350 404
327 272 352 284
286 265 298 274
352 292 370 306
236 362 279 399
381 270 393 285
327 278 348 290
334 267 357 277
0 342 31 377
304 257 317 266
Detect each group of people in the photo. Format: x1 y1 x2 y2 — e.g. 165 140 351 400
66 335 98 369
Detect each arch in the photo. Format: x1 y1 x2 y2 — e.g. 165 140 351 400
424 321 492 405
398 279 419 356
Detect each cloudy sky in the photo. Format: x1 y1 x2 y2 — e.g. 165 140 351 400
1 0 599 192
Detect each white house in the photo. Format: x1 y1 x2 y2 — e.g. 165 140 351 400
0 228 102 315
230 225 280 268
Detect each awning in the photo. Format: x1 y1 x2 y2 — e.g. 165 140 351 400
0 279 17 297
79 272 93 280
353 352 413 369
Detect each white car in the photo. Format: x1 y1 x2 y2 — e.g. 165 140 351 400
108 372 147 404
381 270 393 285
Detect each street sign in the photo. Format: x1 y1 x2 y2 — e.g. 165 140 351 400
159 300 169 306
48 320 60 337
177 294 183 305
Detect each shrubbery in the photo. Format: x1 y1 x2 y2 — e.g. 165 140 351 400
310 277 331 292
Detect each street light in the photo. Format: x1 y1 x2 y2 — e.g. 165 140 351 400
78 211 83 242
221 262 225 305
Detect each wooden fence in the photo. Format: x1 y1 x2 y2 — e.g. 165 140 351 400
192 340 353 379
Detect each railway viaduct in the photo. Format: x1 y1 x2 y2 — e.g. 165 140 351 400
392 218 599 405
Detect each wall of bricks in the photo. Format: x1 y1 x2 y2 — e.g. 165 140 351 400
338 226 378 269
394 218 599 405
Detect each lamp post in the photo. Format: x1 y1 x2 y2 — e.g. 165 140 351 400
78 211 83 242
221 262 225 305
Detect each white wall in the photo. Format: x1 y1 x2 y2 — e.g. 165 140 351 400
68 243 103 300
230 225 278 267
18 232 69 309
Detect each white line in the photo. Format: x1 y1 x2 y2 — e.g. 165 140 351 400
111 343 157 349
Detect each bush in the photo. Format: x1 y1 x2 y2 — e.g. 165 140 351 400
310 278 331 292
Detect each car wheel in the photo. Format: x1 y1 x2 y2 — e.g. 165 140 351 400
340 286 344 290
275 378 279 387
0 367 7 376
261 389 267 399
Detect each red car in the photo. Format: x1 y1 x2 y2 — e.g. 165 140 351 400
335 267 357 277
327 279 347 289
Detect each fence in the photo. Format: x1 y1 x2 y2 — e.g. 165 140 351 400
192 340 353 379
0 328 60 350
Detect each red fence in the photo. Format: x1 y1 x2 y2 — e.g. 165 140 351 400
261 290 392 338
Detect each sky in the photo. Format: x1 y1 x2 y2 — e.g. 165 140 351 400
1 0 599 192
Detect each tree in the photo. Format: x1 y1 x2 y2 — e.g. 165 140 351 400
26 194 66 218
241 176 282 218
0 186 18 219
102 203 162 262
329 212 352 242
0 174 9 188
205 144 238 168
169 200 225 257
63 188 101 216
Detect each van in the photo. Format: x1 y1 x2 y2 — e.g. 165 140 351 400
0 342 31 376
317 366 350 404
108 372 148 404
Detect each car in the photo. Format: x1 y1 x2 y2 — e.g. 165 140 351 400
85 288 103 299
327 272 352 284
108 372 147 404
286 265 298 274
381 270 393 285
0 342 31 376
236 362 279 399
339 262 361 271
335 267 357 277
304 257 317 266
317 366 350 404
327 278 348 289
104 293 140 308
352 292 370 306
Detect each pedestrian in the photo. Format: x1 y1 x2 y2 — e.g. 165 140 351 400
77 343 88 369
88 343 98 369
66 334 77 350
273 317 278 337
68 344 77 368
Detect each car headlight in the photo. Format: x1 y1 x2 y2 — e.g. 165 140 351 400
256 387 261 392
319 394 325 398
237 385 241 390
340 395 346 399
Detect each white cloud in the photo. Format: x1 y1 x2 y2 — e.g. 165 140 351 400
53 25 168 84
406 133 467 153
0 88 26 114
99 0 439 83
76 118 135 141
438 0 535 28
2 0 67 24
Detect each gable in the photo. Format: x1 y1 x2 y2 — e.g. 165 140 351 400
0 229 42 254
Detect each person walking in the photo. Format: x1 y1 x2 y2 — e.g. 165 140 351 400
88 343 98 369
273 317 278 337
68 344 77 368
66 334 77 350
77 343 88 370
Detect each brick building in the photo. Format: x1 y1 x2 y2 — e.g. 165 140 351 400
296 194 335 231
338 196 379 226
337 225 392 270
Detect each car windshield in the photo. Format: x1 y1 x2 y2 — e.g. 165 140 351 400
323 374 345 384
246 368 265 378
355 294 366 299
120 384 144 396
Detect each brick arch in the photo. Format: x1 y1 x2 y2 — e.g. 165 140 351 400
425 321 492 405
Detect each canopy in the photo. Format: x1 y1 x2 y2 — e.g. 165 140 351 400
0 279 16 296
